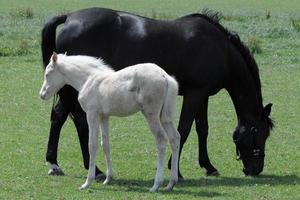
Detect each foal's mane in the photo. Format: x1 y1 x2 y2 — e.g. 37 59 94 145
58 54 114 72
187 10 262 105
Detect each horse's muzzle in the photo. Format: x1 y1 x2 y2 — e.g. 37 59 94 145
242 157 264 176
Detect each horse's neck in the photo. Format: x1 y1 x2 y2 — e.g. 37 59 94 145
227 74 262 122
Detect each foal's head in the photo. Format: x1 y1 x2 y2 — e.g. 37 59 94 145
39 52 65 100
233 103 273 176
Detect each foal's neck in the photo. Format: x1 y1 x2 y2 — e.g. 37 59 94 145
59 62 102 92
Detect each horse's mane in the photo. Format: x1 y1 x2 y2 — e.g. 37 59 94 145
58 54 114 72
190 10 262 105
192 10 274 130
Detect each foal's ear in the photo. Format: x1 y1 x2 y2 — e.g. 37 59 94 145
52 52 58 63
262 103 272 119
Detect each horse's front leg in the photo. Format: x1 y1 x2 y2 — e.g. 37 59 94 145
167 92 201 179
195 98 219 176
79 111 100 190
99 116 113 185
46 98 69 176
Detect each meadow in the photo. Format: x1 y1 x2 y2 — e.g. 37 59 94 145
0 0 299 199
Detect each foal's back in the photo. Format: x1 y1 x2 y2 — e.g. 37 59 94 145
96 63 170 116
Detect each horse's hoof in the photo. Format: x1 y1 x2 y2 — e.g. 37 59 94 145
47 163 65 176
178 176 184 182
206 170 220 176
95 173 106 182
48 168 65 176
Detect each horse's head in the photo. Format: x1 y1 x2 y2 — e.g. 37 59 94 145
233 103 273 176
39 52 65 100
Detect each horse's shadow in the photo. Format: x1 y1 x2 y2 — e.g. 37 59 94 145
92 178 223 197
88 174 299 197
178 174 299 187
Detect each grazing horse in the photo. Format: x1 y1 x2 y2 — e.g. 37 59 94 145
41 8 273 178
39 53 180 192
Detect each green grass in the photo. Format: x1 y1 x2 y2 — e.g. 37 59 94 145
0 1 299 199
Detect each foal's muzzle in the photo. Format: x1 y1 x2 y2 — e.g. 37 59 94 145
39 88 50 100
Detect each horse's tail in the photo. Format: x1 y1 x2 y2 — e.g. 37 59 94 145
41 14 67 68
160 76 179 123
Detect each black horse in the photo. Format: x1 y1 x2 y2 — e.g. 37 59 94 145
41 7 273 179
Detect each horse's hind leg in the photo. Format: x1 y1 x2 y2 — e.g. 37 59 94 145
144 113 168 192
46 98 68 176
162 121 180 191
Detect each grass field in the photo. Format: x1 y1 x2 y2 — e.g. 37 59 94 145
0 1 299 199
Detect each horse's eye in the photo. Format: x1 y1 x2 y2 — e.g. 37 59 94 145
251 127 258 133
240 126 246 134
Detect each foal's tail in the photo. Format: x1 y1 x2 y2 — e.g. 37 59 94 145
160 76 179 123
41 14 67 68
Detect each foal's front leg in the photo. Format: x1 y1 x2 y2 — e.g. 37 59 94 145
100 116 113 184
80 111 100 190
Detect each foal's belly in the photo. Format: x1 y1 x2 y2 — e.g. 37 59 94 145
106 101 140 117
101 90 140 117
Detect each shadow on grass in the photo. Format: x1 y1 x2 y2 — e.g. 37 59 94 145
89 174 298 196
177 174 299 187
92 178 224 197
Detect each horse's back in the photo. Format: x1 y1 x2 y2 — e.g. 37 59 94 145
56 7 232 95
56 8 120 57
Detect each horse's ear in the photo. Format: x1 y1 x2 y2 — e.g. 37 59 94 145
262 103 272 119
52 52 58 63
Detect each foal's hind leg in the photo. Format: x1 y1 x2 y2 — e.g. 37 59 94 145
144 114 168 192
162 121 180 191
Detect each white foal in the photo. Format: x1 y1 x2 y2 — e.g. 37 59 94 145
39 53 180 192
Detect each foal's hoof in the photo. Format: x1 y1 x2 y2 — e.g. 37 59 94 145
206 170 220 176
149 187 158 192
165 180 177 191
79 183 89 190
95 173 106 182
103 176 112 185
